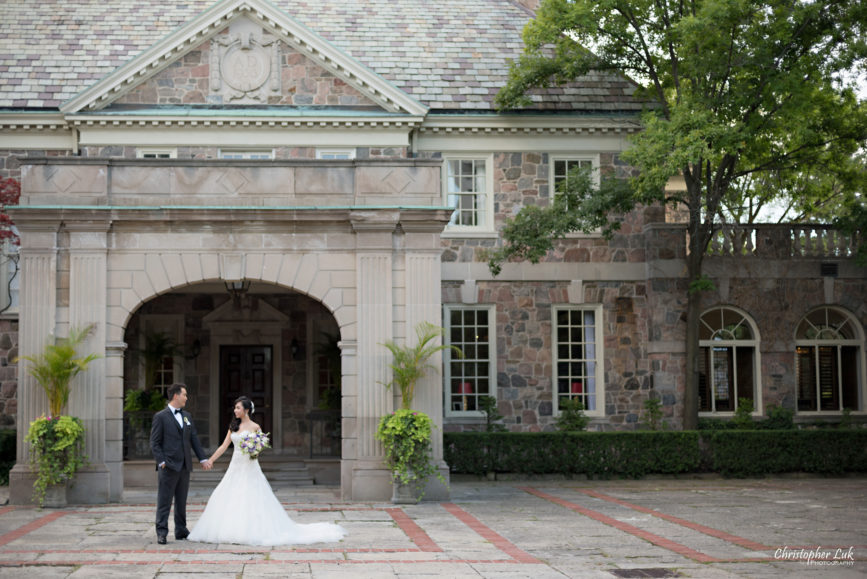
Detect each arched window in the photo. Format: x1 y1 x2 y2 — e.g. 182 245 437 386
699 307 760 413
795 307 864 412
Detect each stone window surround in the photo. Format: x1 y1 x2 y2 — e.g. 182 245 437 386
552 303 605 418
795 305 866 414
443 304 497 418
697 305 762 417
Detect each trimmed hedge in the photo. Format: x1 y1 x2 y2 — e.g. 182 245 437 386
444 430 867 478
444 431 702 479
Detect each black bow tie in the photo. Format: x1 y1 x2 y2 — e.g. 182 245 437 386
174 409 182 415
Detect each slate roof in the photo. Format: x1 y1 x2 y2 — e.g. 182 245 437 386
0 0 647 113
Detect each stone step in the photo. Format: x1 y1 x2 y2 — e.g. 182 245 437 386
190 459 315 486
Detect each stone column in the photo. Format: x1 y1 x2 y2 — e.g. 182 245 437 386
346 212 397 501
403 223 449 500
8 224 58 505
105 341 127 501
66 222 111 503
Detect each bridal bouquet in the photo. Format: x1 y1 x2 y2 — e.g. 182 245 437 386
238 430 270 459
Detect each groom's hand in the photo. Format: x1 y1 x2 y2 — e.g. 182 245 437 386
201 459 213 470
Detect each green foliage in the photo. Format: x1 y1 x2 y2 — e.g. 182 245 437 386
375 409 443 495
123 388 166 412
444 430 867 478
556 398 589 431
688 275 716 295
18 325 100 417
444 431 703 478
764 405 795 430
707 430 867 477
24 415 87 506
732 398 755 430
380 322 462 410
479 395 507 432
642 397 666 431
833 195 867 266
0 429 15 486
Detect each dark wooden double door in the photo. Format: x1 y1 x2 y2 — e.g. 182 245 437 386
220 345 273 437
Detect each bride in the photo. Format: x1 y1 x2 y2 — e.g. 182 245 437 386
188 396 347 546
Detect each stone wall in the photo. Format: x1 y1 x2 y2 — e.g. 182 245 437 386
116 36 375 107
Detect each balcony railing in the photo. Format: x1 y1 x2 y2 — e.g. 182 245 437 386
704 224 861 259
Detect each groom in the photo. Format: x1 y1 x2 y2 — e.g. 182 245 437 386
150 383 211 544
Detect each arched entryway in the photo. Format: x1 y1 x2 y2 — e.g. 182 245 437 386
121 282 342 483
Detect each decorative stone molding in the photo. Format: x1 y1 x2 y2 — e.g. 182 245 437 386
211 19 281 104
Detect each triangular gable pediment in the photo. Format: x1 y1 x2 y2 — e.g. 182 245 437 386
61 0 427 116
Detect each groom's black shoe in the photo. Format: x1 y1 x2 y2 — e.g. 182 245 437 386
157 535 167 545
175 530 189 540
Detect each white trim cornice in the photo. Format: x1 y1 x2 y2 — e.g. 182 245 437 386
419 114 643 136
60 0 428 117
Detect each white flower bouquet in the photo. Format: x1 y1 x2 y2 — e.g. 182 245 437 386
238 430 270 459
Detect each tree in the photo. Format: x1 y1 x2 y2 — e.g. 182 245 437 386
491 0 867 429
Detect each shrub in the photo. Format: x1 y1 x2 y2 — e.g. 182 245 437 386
556 398 589 431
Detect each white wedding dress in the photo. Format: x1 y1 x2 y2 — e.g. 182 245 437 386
188 431 347 546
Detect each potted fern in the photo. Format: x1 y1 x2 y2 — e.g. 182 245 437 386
18 325 99 506
375 322 462 503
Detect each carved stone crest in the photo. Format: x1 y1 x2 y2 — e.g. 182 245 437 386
211 19 281 104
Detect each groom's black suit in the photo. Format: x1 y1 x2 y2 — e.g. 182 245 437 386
150 406 207 540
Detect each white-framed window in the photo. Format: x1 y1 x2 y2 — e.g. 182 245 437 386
139 315 184 397
444 305 496 416
443 155 494 233
795 306 865 413
698 306 761 414
137 148 177 159
219 149 274 160
551 156 598 189
316 148 356 160
553 304 604 417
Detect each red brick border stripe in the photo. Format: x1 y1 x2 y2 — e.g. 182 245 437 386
0 510 71 547
520 487 719 563
576 488 772 551
441 502 540 564
386 507 442 552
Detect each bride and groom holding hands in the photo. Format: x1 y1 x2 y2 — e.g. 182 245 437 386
150 383 346 546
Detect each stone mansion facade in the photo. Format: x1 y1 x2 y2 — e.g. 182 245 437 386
0 0 864 504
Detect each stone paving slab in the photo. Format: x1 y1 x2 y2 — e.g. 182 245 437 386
0 476 864 577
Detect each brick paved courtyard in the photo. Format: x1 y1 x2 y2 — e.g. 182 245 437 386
0 477 864 577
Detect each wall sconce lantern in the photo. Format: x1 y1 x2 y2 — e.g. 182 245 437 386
224 280 251 305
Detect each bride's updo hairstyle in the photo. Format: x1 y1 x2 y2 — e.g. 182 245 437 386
229 396 253 432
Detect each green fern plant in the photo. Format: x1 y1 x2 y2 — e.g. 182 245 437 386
380 321 462 409
18 325 100 417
